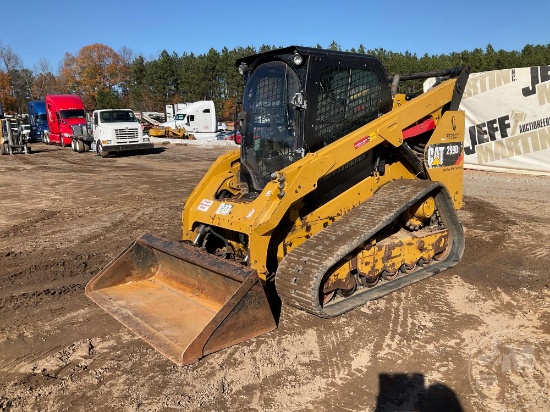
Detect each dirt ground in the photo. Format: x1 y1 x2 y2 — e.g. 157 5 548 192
0 143 548 412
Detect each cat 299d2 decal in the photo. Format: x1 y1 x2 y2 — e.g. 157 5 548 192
425 142 463 169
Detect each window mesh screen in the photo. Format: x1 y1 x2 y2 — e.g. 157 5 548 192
315 67 382 146
242 62 300 187
255 77 280 138
249 75 287 131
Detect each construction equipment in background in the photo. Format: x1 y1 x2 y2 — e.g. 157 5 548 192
139 111 163 125
137 112 164 134
142 112 193 139
147 125 193 139
87 46 469 366
1 117 31 155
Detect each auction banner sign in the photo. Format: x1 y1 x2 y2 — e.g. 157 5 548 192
427 66 550 173
462 66 550 172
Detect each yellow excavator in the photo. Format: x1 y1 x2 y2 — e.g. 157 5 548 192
86 46 469 365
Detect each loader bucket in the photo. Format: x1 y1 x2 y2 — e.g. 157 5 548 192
85 232 277 366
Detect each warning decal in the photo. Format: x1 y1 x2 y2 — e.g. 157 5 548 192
198 199 213 212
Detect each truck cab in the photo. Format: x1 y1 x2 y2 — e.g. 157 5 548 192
44 94 87 146
27 101 49 142
160 100 218 133
92 109 154 158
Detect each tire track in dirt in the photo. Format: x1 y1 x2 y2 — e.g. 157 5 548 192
0 251 104 293
0 210 58 239
0 306 130 380
0 283 84 311
1 344 65 377
0 285 90 350
378 288 413 356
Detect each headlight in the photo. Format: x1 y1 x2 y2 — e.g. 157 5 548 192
102 140 112 144
63 133 72 138
143 136 149 142
238 62 249 75
293 51 304 66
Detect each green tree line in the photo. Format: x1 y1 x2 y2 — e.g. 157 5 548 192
1 42 549 120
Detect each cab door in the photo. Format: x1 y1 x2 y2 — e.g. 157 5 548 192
92 112 99 140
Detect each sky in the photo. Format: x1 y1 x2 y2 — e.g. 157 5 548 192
1 0 549 72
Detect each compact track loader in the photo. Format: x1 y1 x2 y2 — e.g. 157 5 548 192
86 46 469 365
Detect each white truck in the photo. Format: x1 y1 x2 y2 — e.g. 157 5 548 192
162 101 227 137
165 103 188 122
92 109 153 158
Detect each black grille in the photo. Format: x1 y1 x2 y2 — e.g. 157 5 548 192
315 66 382 146
71 124 88 136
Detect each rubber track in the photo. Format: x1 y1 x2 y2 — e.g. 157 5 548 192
275 179 464 318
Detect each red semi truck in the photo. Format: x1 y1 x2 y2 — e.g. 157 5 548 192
43 94 92 149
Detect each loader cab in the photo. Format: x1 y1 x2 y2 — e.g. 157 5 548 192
237 46 392 192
